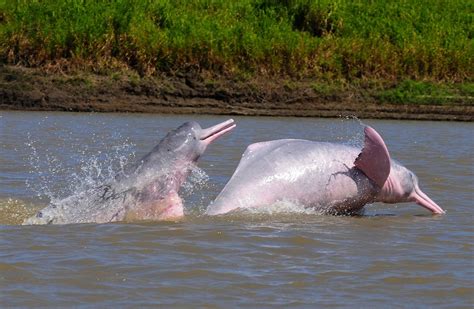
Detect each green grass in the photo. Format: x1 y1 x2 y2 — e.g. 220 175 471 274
0 0 472 82
376 80 474 105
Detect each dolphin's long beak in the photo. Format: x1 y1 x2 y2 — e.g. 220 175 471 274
200 119 236 145
410 187 445 214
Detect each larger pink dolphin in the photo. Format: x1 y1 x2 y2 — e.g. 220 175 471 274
206 126 445 216
24 119 235 225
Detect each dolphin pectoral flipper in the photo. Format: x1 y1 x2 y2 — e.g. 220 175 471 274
354 126 391 188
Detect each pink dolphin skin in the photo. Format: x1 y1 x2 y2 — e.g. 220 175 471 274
206 126 445 216
24 119 236 225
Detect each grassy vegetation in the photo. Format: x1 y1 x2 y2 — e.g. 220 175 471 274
0 0 472 101
377 80 473 105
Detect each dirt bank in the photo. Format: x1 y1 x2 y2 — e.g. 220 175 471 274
0 65 472 121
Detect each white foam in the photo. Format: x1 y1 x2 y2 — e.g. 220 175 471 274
235 200 322 215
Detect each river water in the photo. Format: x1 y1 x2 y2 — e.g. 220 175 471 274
1 111 472 307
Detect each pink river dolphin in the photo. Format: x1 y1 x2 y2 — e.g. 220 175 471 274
206 126 445 216
23 119 235 225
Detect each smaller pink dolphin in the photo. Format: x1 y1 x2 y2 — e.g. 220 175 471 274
24 119 236 225
206 126 445 216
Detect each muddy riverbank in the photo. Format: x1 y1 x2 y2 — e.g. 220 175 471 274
1 66 472 121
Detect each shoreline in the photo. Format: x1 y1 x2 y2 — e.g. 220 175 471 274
1 66 472 121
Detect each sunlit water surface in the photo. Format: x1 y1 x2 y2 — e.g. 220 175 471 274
1 111 472 307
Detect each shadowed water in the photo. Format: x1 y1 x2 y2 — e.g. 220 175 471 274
1 111 473 307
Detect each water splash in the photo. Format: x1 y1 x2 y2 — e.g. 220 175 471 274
235 200 322 216
181 165 212 215
25 130 136 205
322 116 365 148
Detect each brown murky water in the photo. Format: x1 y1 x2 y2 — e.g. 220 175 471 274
1 111 473 307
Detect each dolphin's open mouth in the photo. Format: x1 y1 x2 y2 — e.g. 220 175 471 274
200 119 236 144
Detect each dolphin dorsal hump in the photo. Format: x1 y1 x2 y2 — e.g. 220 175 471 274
354 126 391 187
